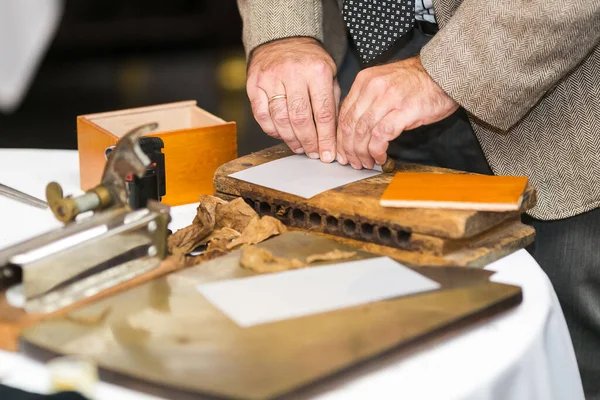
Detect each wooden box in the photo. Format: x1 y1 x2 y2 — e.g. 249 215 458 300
77 100 237 206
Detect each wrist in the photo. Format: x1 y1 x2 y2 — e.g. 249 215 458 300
248 36 336 74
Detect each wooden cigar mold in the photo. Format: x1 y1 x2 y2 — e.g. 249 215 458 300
214 144 537 267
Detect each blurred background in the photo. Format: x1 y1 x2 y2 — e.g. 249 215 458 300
0 0 278 155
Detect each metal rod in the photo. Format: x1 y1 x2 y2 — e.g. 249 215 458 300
0 183 48 209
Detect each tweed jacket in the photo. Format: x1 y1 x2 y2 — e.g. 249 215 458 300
236 0 600 220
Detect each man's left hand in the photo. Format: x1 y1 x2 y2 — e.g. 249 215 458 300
336 55 459 169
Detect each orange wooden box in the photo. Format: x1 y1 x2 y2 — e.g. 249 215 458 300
77 100 237 206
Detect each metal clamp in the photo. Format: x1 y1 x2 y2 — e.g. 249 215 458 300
0 122 171 314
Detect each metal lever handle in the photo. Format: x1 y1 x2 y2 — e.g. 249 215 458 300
0 183 48 209
46 182 112 223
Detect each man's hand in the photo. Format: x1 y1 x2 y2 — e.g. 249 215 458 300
246 37 340 162
337 55 459 169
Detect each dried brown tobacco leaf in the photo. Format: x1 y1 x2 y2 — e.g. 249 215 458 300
170 197 225 254
227 216 287 249
207 238 232 252
192 195 227 225
182 249 228 268
200 227 241 246
239 246 305 273
306 249 357 264
168 223 212 255
215 198 258 232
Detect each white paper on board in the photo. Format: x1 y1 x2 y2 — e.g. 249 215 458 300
196 257 441 327
228 155 382 199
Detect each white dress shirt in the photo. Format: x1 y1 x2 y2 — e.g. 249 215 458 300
414 0 435 23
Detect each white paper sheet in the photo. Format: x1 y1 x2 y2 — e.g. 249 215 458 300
228 155 382 199
196 257 441 327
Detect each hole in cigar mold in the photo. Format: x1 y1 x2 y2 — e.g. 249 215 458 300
378 227 392 243
396 230 411 243
326 216 339 231
343 220 357 235
292 209 305 225
361 223 374 239
243 198 254 207
309 213 322 227
259 202 271 215
242 163 253 167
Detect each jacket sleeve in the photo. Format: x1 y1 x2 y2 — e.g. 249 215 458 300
236 0 323 59
420 0 600 131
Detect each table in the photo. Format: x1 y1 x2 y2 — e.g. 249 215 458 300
0 149 585 400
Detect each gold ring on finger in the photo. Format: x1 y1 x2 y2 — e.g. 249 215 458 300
269 94 287 103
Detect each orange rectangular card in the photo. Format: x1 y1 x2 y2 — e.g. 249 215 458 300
380 172 529 211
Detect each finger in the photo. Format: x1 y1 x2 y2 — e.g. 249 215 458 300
336 86 359 166
342 92 385 169
285 81 319 158
247 84 279 139
338 68 369 123
268 86 304 154
369 110 408 165
340 103 362 169
309 76 336 163
334 80 341 113
354 101 392 169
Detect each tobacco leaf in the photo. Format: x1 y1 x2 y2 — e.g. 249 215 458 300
207 238 233 252
193 227 242 252
239 246 305 273
200 227 241 246
183 249 228 268
215 198 258 232
306 249 357 264
192 195 227 225
227 216 287 249
170 197 224 254
168 223 213 254
171 248 229 270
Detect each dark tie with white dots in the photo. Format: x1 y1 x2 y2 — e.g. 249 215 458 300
342 0 415 64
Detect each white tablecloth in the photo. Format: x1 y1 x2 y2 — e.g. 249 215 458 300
0 149 585 400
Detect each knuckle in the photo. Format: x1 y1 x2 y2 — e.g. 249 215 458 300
369 76 386 91
312 60 330 74
338 120 353 135
273 114 290 125
290 113 310 126
302 136 318 149
373 121 394 140
356 69 370 83
315 105 335 124
271 105 290 125
289 98 311 125
355 114 375 138
255 111 271 122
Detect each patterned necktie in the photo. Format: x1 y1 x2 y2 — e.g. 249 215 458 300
342 0 415 64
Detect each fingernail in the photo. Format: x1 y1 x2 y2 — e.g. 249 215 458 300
351 163 361 170
337 153 346 164
308 152 319 159
321 151 333 163
293 148 304 154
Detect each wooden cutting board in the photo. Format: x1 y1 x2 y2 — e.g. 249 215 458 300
19 232 522 400
213 144 537 267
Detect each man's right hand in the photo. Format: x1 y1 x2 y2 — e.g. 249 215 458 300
246 37 340 163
